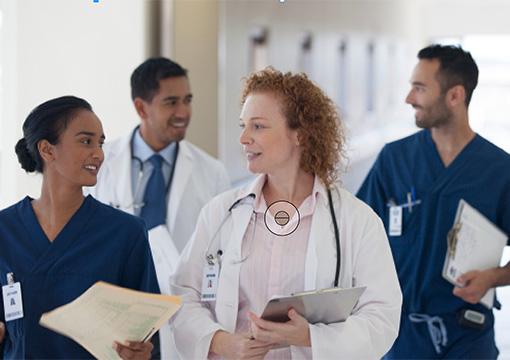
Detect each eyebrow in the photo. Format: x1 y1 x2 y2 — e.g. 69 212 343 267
75 131 106 139
162 94 193 102
411 81 426 87
240 117 269 122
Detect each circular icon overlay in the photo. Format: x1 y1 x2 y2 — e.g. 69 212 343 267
274 211 290 226
264 200 300 236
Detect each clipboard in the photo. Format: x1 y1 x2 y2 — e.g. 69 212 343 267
260 286 366 324
442 199 508 309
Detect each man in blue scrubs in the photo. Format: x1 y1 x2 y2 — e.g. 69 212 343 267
357 45 510 358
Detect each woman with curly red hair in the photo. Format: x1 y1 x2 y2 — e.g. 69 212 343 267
170 68 402 359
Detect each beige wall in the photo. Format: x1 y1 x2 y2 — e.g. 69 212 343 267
172 0 220 158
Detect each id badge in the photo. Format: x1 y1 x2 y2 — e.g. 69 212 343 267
389 206 403 236
2 282 24 321
201 263 219 302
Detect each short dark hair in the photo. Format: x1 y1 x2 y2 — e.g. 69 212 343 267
418 44 479 107
15 96 93 173
130 57 188 103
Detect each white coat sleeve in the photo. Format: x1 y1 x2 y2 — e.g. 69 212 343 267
306 216 402 359
169 204 225 360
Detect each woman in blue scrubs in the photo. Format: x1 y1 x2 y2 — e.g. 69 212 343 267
0 96 160 359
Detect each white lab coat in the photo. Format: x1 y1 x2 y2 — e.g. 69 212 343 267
84 130 231 359
170 176 402 359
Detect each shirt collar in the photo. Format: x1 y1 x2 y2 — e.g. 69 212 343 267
132 128 178 165
234 174 266 211
235 174 326 214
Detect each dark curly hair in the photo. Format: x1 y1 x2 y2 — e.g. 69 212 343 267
241 67 348 188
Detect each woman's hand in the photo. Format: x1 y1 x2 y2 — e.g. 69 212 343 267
248 309 311 347
210 330 278 360
111 340 154 360
0 321 5 343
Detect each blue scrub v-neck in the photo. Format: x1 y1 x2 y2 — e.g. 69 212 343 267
19 196 98 275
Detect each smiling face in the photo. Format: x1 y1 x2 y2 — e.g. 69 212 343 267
47 110 105 188
406 59 452 129
137 76 192 152
239 92 301 177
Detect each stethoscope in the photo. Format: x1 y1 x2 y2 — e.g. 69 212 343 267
205 189 342 287
114 126 179 210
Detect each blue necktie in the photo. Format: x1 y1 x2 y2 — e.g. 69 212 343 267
141 155 167 230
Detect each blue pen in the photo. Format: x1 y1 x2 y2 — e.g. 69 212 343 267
411 186 416 202
141 327 155 343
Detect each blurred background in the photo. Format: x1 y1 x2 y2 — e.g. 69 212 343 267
1 0 509 356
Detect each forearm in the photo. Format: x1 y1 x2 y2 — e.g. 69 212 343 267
489 261 510 287
210 330 228 356
170 300 223 359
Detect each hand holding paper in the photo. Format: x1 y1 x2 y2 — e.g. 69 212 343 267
112 340 154 360
443 199 508 308
453 269 495 304
39 281 181 360
0 321 5 344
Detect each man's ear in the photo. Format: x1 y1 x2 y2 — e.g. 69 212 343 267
38 139 55 164
134 97 149 120
447 85 466 108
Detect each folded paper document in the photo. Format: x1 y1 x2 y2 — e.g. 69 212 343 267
40 281 181 360
260 286 366 324
443 199 508 309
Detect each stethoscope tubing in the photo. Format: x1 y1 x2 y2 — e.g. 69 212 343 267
328 189 341 287
120 127 179 210
205 189 341 286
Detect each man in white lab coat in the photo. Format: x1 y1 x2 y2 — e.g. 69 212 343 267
85 57 230 359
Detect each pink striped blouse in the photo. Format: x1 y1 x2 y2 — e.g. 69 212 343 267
235 174 319 359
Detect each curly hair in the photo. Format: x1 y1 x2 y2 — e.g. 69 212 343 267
240 67 348 188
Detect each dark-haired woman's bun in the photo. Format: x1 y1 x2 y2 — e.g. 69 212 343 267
15 138 38 173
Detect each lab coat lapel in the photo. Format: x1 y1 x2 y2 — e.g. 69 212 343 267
107 134 135 214
305 189 337 291
215 200 254 333
167 141 193 233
